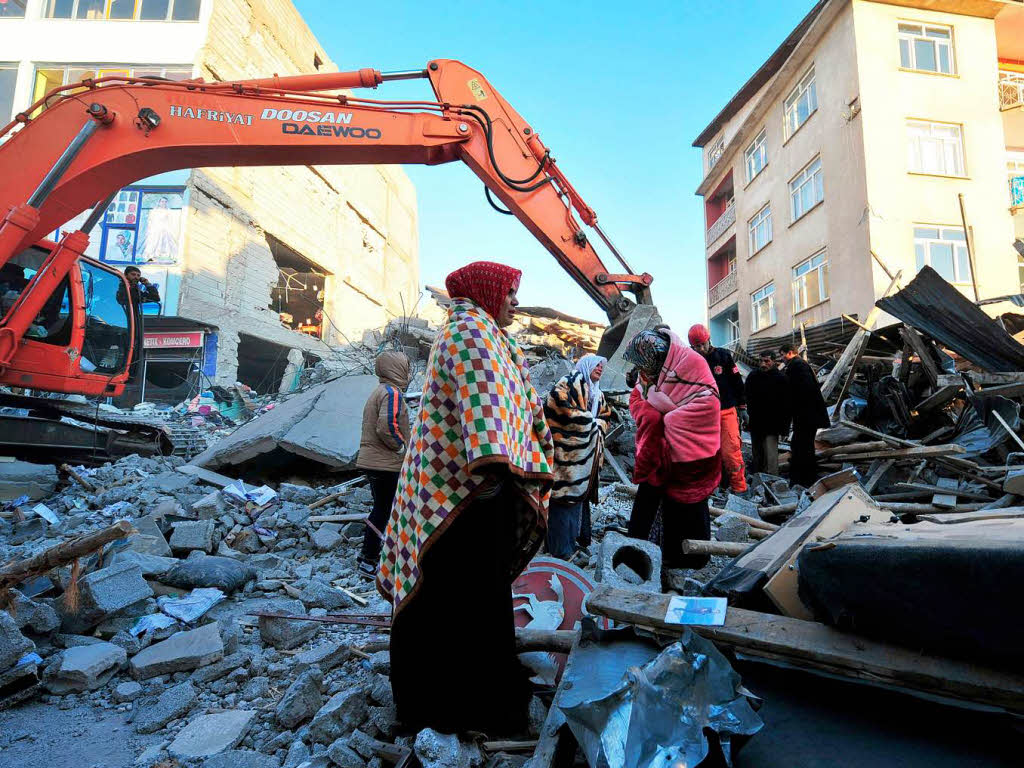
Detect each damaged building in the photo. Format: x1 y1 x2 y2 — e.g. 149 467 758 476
0 0 419 403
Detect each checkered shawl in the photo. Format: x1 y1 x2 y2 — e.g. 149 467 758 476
377 298 554 612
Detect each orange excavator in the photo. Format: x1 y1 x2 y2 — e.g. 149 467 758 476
0 59 656 460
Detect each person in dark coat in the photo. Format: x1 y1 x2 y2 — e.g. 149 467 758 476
744 351 791 475
780 343 830 487
116 266 160 381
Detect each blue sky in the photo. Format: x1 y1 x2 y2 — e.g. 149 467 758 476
295 0 817 328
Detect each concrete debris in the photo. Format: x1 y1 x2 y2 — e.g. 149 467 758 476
202 750 281 768
276 667 325 729
134 679 199 733
42 641 126 693
309 684 369 743
0 611 35 670
61 561 154 633
300 578 355 610
113 679 143 702
414 728 484 768
259 598 322 650
0 460 59 501
596 531 663 593
191 375 379 472
130 621 224 679
169 518 216 553
167 709 256 759
714 512 751 543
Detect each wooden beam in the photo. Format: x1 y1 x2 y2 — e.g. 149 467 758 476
586 585 1024 714
992 410 1024 453
679 539 748 557
862 459 894 494
828 444 965 462
880 501 986 514
899 326 940 387
894 482 992 502
937 372 1024 388
917 508 1024 524
915 385 961 413
0 521 133 591
709 506 779 531
930 477 959 509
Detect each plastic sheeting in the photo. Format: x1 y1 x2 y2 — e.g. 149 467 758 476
950 389 1021 458
558 625 762 768
875 266 1024 372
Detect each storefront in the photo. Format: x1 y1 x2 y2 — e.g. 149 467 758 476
115 318 217 407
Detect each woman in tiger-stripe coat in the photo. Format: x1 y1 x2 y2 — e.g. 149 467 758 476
543 354 613 559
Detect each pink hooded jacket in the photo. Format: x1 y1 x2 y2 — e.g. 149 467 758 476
643 330 722 463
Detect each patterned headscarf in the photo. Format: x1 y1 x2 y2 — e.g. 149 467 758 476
445 261 522 321
574 354 607 415
623 329 671 376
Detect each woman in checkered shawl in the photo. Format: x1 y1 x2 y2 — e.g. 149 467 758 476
384 261 554 735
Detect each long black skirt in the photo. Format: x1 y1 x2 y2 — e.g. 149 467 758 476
389 488 533 735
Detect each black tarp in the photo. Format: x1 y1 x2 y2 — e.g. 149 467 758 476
875 266 1024 372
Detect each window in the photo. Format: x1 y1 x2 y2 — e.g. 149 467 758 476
2 246 72 347
83 261 131 374
751 283 776 332
907 120 964 176
914 226 971 284
32 63 192 115
728 254 737 274
792 250 829 313
748 204 772 255
898 23 955 75
784 67 817 139
45 0 200 20
745 129 767 182
0 0 27 18
0 64 16 124
790 156 823 221
706 137 725 173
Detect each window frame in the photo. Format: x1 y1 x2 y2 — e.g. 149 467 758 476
784 66 818 140
0 0 27 19
914 224 972 285
750 282 777 333
706 136 725 173
744 128 768 183
898 21 956 76
747 203 773 256
43 0 200 21
792 249 830 314
789 156 824 222
0 62 17 125
906 118 966 178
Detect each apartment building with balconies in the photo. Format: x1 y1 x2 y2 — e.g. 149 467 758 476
695 0 1024 349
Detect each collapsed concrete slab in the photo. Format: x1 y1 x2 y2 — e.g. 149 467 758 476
190 375 380 472
0 460 58 501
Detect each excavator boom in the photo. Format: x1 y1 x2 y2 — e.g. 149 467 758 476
0 59 655 398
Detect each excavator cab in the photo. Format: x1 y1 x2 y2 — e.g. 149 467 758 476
0 241 134 396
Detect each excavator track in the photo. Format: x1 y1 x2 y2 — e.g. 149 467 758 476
0 392 174 465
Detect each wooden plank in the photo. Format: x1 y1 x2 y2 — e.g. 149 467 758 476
917 507 1024 524
709 506 779 532
829 444 965 462
819 272 901 403
915 385 961 413
930 477 959 510
862 460 893 494
899 326 940 386
680 539 748 557
817 441 889 459
527 632 583 768
894 482 992 502
880 501 986 514
764 486 890 620
992 410 1024 452
603 450 631 486
937 372 1024 388
586 585 1024 714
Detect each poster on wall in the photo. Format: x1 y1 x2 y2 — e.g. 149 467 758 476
138 192 184 264
103 227 136 262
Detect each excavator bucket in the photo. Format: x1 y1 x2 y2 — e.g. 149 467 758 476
595 303 662 391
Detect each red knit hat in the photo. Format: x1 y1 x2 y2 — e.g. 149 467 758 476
687 323 711 346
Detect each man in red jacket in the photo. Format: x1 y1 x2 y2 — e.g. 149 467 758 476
689 324 747 493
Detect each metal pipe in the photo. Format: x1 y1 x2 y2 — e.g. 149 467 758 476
591 222 635 275
381 69 428 82
27 118 101 208
81 192 117 234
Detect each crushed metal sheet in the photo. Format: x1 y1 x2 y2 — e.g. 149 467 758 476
876 266 1024 372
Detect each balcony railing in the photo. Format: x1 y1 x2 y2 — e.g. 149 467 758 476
708 270 738 306
999 71 1024 111
706 201 736 246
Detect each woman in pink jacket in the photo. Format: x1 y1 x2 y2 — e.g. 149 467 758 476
624 328 722 579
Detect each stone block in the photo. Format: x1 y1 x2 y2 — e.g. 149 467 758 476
110 550 177 577
64 561 154 633
714 512 750 543
414 729 484 768
276 667 324 729
8 589 59 635
11 518 45 544
596 532 662 593
43 642 126 693
724 493 759 519
113 680 143 702
170 519 216 553
0 611 34 670
259 598 321 650
135 680 199 733
312 523 343 551
202 751 280 768
328 741 367 768
0 460 58 501
309 685 369 744
294 641 349 674
299 578 353 610
128 513 173 557
167 709 256 760
130 622 224 679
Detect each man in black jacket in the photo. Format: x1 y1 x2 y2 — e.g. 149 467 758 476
780 343 830 487
744 352 791 475
689 324 747 493
117 266 160 381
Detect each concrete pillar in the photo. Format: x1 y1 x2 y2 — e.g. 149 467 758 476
213 330 240 387
279 348 305 394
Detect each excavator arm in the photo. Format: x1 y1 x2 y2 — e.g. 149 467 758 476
0 59 654 392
